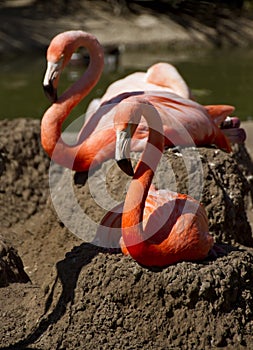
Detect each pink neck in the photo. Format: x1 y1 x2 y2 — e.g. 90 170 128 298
121 103 164 251
41 32 104 170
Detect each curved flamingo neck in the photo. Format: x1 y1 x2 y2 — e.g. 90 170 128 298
122 103 164 250
58 32 104 107
41 32 104 170
146 63 191 99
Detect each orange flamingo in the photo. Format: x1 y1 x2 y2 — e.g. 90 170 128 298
41 30 245 172
97 96 214 267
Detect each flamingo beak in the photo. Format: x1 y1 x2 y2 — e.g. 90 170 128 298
115 126 134 177
43 61 60 103
43 80 58 103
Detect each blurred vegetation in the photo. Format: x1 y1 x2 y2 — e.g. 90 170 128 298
26 0 253 29
1 0 253 15
30 0 253 15
0 0 252 50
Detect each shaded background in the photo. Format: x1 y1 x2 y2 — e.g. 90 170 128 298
1 0 253 124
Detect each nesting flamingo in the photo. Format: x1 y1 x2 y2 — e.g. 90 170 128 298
41 30 245 172
97 96 214 267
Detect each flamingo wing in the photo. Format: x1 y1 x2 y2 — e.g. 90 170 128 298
145 93 233 151
141 189 214 263
120 186 213 265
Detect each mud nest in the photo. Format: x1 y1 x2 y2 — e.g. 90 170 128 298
0 118 253 349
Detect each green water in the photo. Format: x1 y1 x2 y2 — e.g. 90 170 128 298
0 47 252 126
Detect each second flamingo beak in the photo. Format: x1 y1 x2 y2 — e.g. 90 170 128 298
115 126 134 177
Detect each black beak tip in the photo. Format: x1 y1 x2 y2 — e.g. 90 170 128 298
43 84 58 103
117 159 134 177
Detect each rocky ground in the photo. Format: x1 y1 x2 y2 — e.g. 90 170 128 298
0 118 253 349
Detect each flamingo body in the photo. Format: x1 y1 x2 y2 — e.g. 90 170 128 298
96 186 213 266
120 187 213 266
95 97 214 267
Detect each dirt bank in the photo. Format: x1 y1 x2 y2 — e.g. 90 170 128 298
0 118 253 349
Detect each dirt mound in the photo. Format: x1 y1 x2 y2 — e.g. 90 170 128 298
53 145 253 247
0 119 253 349
0 119 50 228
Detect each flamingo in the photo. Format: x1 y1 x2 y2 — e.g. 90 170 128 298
41 30 245 172
97 96 214 267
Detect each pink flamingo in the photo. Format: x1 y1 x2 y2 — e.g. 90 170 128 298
41 30 245 172
97 96 214 266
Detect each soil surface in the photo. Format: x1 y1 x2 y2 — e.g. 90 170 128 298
0 118 253 350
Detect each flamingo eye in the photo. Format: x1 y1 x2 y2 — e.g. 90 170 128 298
55 55 64 71
49 55 64 82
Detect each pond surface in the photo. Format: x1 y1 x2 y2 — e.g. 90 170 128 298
1 46 253 129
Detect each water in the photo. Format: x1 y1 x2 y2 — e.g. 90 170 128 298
0 47 253 127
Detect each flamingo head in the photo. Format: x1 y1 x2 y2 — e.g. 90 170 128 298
114 102 143 177
43 31 79 103
43 60 62 103
115 125 134 177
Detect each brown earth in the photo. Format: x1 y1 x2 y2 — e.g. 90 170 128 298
0 118 253 350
